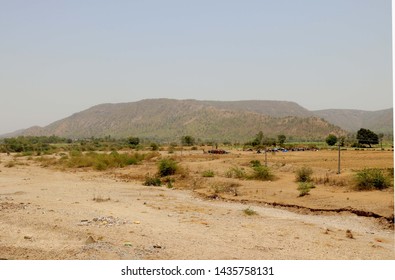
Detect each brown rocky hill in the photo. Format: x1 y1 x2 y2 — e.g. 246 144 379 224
13 99 346 142
313 108 393 134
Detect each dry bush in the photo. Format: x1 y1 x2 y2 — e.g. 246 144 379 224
210 181 241 196
313 173 348 187
225 166 247 179
35 151 149 171
93 195 111 202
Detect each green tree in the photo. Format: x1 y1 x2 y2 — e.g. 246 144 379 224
251 131 264 146
356 128 379 148
128 137 140 146
150 142 159 151
277 135 286 146
181 135 195 146
325 134 338 146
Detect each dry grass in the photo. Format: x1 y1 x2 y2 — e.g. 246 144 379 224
313 173 349 186
93 195 111 202
210 181 241 196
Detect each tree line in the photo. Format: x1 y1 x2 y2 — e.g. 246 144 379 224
326 128 384 148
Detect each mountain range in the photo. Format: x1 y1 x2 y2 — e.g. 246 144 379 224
2 99 392 142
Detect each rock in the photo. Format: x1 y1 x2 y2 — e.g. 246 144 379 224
346 229 354 239
24 235 32 240
85 235 96 244
78 220 90 226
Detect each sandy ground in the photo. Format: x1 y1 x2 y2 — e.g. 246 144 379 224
0 151 394 260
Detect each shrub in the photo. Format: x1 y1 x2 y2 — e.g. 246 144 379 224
243 207 258 216
202 169 215 177
211 182 240 196
297 182 315 197
386 168 394 178
250 160 261 168
313 174 347 187
162 177 175 188
158 158 178 177
93 195 111 202
150 143 159 151
61 151 145 170
69 149 82 157
355 168 391 190
295 166 313 182
249 165 273 181
143 175 162 186
225 166 246 179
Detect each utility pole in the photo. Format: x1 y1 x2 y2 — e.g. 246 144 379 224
337 143 341 174
264 146 268 167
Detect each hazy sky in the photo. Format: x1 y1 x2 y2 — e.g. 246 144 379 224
0 0 392 135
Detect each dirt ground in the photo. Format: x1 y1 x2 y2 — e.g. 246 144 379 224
0 149 394 260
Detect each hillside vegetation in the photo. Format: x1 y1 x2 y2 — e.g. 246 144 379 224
11 99 347 142
313 108 393 134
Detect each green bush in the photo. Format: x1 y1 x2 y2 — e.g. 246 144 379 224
250 165 273 181
162 177 175 188
295 166 313 182
158 158 178 177
250 160 261 168
150 143 159 151
202 170 215 177
355 168 391 190
297 182 315 197
243 207 258 216
143 175 161 186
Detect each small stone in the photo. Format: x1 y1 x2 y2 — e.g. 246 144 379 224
85 235 96 244
133 221 141 224
24 235 32 240
346 229 354 239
